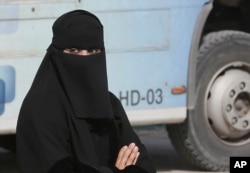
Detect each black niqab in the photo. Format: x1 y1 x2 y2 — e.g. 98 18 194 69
51 10 112 119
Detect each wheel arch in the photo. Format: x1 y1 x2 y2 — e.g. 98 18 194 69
187 0 250 110
187 1 213 110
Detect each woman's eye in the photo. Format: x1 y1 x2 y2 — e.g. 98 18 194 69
63 48 101 56
88 49 101 54
69 48 80 53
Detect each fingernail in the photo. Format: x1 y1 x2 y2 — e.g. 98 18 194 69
129 143 135 148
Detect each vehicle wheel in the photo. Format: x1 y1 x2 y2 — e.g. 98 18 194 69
167 30 250 171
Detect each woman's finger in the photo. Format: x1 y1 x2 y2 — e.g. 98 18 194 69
115 143 139 170
125 152 137 166
115 146 128 169
133 152 140 165
119 144 134 167
125 146 138 166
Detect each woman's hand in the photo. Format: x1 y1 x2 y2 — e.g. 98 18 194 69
115 143 140 170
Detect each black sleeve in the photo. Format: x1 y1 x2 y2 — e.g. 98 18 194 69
48 157 75 173
109 92 156 173
49 157 116 173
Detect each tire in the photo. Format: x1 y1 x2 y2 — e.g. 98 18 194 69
167 30 250 171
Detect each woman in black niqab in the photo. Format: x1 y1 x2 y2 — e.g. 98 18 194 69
16 10 156 173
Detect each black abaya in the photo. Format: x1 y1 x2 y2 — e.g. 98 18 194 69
17 91 155 173
16 10 156 173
